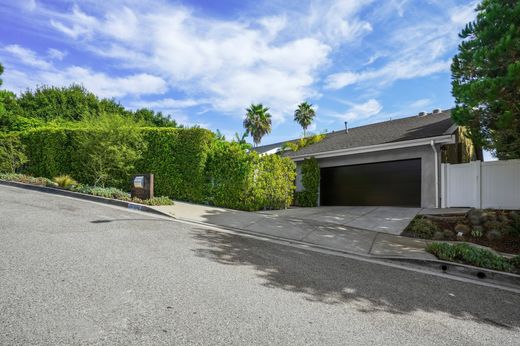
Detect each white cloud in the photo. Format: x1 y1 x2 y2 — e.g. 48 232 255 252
50 5 97 39
1 45 167 98
328 99 382 121
324 1 477 90
47 48 66 60
41 1 373 122
4 44 52 69
130 98 204 110
409 98 432 109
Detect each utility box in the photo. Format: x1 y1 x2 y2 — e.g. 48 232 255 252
131 174 154 200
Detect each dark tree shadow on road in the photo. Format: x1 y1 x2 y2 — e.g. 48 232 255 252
191 228 520 329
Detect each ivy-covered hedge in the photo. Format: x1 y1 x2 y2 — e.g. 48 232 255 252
295 156 320 207
205 140 296 211
6 127 296 211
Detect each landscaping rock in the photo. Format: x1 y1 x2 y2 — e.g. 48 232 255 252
454 223 470 235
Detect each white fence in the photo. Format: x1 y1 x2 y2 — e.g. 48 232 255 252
441 160 520 209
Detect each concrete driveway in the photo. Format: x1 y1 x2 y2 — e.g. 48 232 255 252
259 206 420 235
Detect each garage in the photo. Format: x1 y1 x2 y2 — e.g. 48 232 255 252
320 159 421 207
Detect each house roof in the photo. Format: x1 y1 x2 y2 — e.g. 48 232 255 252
254 109 456 156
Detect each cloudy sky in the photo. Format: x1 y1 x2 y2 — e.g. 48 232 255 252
0 0 479 144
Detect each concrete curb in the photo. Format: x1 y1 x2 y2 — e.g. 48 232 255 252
2 180 519 290
0 180 167 217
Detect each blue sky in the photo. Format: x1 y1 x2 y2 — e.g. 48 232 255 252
1 0 479 145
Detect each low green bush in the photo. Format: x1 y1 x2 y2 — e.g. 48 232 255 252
426 242 519 273
405 217 441 238
0 172 54 186
296 157 320 207
70 184 173 205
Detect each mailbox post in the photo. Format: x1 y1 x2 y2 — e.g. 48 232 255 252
131 174 154 200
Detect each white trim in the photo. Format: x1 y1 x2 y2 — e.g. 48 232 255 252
291 134 456 161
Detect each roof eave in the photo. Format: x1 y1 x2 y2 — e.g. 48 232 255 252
290 134 456 162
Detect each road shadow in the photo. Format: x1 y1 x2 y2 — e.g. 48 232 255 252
191 228 519 329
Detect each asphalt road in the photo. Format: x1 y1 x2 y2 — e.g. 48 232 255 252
1 185 519 345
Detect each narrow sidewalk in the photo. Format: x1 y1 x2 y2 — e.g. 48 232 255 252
152 201 436 260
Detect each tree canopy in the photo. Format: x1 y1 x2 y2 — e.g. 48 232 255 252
451 0 520 160
0 77 178 132
243 103 272 147
294 102 316 137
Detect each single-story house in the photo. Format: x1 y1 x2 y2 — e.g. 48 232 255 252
255 109 478 208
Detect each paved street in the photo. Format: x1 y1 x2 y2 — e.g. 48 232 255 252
1 185 519 345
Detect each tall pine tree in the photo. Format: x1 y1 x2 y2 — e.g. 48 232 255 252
451 0 520 160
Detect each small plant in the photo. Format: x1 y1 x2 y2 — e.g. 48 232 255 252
426 242 517 273
52 175 77 188
471 226 484 238
405 217 441 239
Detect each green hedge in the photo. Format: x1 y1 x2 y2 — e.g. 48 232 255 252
296 156 320 207
205 140 296 211
14 126 211 191
136 127 213 202
7 127 295 211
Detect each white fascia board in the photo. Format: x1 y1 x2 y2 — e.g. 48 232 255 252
291 135 456 162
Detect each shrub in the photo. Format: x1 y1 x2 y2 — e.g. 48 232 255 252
296 156 320 207
136 127 213 202
471 226 484 238
0 173 54 186
405 217 441 238
135 196 173 206
0 134 27 173
53 175 77 188
74 114 147 187
204 140 296 211
426 242 517 272
249 153 296 210
507 211 520 236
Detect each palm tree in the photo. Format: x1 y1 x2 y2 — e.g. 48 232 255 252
294 101 316 137
243 103 272 147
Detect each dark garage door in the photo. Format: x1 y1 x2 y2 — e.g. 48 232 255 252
320 159 421 207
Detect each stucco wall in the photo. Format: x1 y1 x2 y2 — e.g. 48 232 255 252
294 144 440 208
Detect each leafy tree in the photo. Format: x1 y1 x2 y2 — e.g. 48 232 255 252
243 103 272 147
294 101 316 137
133 108 178 127
75 113 146 187
17 84 102 121
0 135 27 173
0 63 3 86
451 0 520 160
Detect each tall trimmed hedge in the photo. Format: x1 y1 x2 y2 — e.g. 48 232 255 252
9 127 296 211
205 140 296 211
136 128 213 202
296 156 320 207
